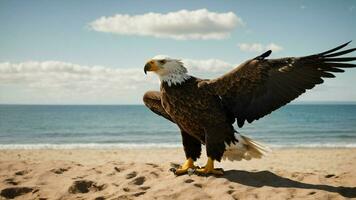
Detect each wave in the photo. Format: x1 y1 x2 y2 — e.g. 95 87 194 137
0 143 181 150
269 143 356 148
1 142 356 149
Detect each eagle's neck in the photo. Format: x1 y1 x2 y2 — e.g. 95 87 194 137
159 73 191 87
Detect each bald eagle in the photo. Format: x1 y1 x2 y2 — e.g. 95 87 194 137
143 42 356 175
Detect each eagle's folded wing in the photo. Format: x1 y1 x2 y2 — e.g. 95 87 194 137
143 91 175 123
198 41 356 127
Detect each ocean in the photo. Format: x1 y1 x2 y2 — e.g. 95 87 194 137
0 104 356 149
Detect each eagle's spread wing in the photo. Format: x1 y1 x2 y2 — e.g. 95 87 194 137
143 91 175 123
198 42 356 127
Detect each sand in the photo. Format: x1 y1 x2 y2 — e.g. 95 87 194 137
0 148 356 200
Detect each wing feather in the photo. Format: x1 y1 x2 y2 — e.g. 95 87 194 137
198 42 356 127
143 91 175 123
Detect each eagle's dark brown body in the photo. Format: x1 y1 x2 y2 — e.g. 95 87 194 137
160 77 236 161
143 42 356 164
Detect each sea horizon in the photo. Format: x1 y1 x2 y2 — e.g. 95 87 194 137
1 101 356 106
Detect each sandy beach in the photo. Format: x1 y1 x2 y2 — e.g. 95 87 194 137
0 148 356 200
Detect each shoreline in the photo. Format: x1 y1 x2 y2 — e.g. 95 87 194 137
1 148 356 167
1 148 356 199
1 144 356 150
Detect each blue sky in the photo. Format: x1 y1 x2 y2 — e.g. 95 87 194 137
0 0 355 104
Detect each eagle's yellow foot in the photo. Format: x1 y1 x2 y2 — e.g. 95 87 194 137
174 158 197 175
196 157 224 176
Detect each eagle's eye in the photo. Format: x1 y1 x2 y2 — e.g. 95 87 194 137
158 60 166 65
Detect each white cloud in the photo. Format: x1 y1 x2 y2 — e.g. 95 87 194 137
0 61 159 104
265 43 283 52
183 58 234 73
0 59 236 104
0 61 154 88
89 9 243 40
238 42 283 53
238 43 264 52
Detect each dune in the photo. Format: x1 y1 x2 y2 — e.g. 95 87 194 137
0 148 356 200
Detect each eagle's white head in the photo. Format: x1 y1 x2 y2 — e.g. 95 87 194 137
144 55 190 86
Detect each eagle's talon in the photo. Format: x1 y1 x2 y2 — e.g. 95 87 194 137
175 166 197 175
195 168 224 176
187 168 196 176
173 158 197 175
170 163 181 169
169 167 177 173
195 157 224 176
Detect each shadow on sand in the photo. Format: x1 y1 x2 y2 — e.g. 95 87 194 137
221 170 356 198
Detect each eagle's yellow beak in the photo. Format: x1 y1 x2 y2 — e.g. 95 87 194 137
144 60 160 74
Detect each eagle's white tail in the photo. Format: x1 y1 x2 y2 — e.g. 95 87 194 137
222 133 271 161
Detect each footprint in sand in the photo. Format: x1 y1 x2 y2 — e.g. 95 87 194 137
140 186 150 191
112 183 120 187
68 180 107 194
145 163 159 168
130 177 146 186
72 175 88 180
118 188 147 199
107 166 123 176
184 179 194 183
126 171 137 179
193 183 203 188
106 172 116 176
115 194 131 199
50 167 69 174
227 190 235 195
114 167 122 172
150 171 159 178
133 191 146 197
0 187 34 199
121 192 146 197
325 174 335 178
91 167 102 174
3 178 19 186
14 170 31 176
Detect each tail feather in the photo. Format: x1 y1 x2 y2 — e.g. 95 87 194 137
222 133 271 161
242 135 271 154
